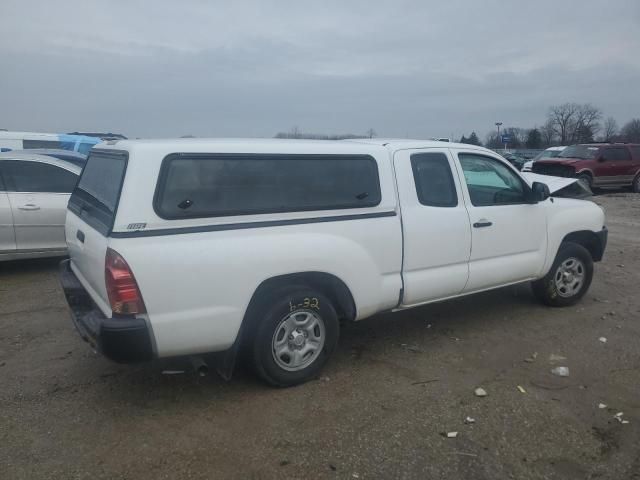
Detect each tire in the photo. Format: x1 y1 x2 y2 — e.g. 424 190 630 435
249 288 339 387
532 242 594 307
577 173 593 190
632 173 640 193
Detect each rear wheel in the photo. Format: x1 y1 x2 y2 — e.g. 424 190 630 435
532 242 594 307
249 288 339 387
632 173 640 193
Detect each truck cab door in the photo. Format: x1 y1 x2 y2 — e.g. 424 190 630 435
393 148 471 306
0 168 17 254
452 150 548 292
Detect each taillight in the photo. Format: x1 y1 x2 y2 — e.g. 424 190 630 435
105 248 146 315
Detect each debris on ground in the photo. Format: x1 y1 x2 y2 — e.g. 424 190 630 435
524 352 538 363
599 337 607 343
474 387 487 397
411 379 439 386
551 366 570 377
613 412 630 424
549 354 567 362
446 451 478 457
464 416 475 424
446 432 459 438
517 385 526 393
598 403 607 409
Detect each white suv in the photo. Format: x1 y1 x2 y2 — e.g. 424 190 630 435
60 139 607 386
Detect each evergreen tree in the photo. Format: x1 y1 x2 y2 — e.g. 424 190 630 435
526 128 542 149
468 131 481 146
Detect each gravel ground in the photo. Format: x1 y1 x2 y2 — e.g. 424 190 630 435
1 193 639 480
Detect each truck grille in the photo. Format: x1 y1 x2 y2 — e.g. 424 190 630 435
531 163 576 178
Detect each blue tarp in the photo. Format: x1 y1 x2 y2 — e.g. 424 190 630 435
58 134 102 154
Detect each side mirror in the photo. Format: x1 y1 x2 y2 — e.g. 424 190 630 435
531 181 550 203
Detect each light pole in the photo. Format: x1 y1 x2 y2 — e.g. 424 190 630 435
495 122 502 148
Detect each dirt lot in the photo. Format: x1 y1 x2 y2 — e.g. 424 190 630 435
1 193 639 480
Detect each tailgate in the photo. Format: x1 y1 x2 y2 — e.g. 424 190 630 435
65 210 111 315
65 150 128 316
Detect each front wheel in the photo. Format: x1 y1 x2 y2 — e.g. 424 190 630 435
577 173 593 190
249 288 339 387
632 173 640 193
532 242 594 307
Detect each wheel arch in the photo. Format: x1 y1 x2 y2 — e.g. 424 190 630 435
245 272 357 323
561 231 603 261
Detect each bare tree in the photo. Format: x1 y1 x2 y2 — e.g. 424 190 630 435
621 119 640 143
366 128 377 139
548 103 580 144
541 119 556 147
572 103 602 142
547 103 602 144
602 117 619 142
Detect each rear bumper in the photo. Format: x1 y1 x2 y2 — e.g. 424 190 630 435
59 259 154 363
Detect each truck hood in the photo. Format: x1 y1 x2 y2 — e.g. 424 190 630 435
521 172 592 199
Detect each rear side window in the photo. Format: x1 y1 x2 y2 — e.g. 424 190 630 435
68 151 127 235
410 152 457 207
155 154 381 219
2 160 77 193
602 148 631 161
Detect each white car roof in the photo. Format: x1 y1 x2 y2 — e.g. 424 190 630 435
546 146 567 151
96 137 492 157
0 152 81 175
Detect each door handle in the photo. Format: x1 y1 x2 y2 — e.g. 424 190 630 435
18 204 40 211
473 220 493 228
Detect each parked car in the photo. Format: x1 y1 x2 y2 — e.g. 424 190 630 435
0 152 80 260
501 152 527 170
14 149 87 168
522 146 567 172
60 139 607 387
532 143 640 191
0 131 101 155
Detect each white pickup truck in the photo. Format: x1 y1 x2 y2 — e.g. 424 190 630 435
60 139 607 387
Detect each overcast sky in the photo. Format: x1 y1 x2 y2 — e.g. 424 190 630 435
2 0 639 140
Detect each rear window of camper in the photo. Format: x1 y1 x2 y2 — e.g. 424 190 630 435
155 154 381 219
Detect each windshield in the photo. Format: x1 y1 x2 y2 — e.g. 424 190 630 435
559 145 599 160
534 149 563 161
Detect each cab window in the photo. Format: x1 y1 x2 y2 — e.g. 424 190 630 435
459 154 528 206
410 152 457 207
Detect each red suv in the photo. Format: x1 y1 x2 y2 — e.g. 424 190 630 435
532 143 640 192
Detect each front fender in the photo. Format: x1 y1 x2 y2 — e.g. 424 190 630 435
540 198 605 276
